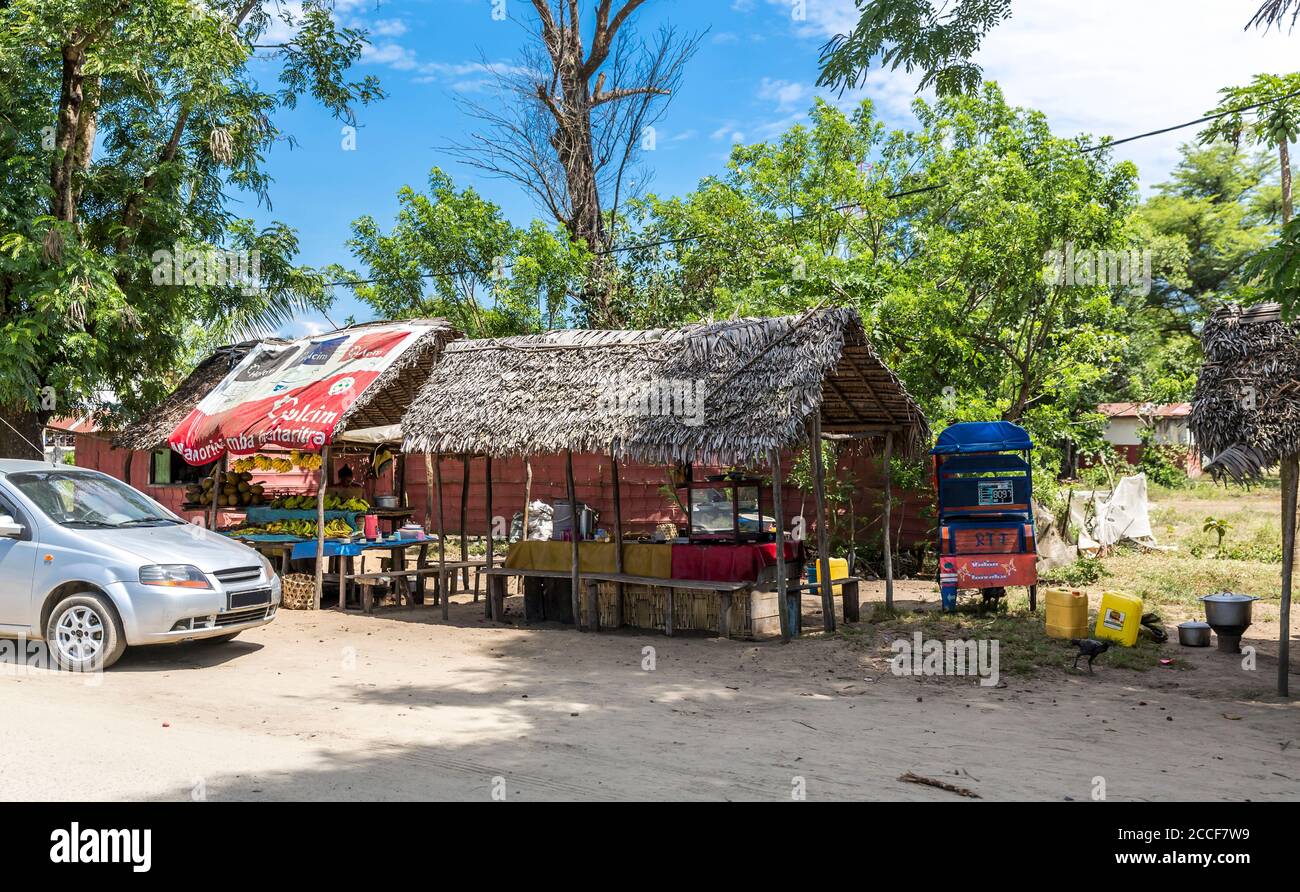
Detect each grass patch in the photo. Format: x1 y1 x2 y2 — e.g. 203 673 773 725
840 592 1165 677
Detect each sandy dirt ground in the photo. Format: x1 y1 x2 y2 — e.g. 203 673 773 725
0 582 1296 802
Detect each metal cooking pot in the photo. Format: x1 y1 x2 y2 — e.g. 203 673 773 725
375 495 400 509
1200 592 1257 633
1177 621 1211 647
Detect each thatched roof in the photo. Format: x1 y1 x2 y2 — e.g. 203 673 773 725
113 319 458 452
332 318 459 435
113 342 263 450
401 308 928 465
1191 302 1300 482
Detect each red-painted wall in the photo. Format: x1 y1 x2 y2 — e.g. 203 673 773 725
75 434 932 548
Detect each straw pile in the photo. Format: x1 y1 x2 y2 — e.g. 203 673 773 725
1191 302 1300 482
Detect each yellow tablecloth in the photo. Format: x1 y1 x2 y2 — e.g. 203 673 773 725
505 540 672 579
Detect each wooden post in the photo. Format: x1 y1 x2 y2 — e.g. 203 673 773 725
882 430 894 612
611 446 625 629
771 449 791 642
565 449 582 629
432 453 448 621
207 459 224 531
485 455 497 621
1280 454 1296 697
396 452 407 507
809 416 835 633
460 455 471 593
313 445 331 610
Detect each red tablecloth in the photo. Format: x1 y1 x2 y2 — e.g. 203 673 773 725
669 542 806 583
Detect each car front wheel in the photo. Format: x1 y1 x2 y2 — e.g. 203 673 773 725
45 594 126 672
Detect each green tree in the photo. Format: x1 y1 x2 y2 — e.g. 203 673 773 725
614 87 1140 490
338 168 591 337
0 0 381 456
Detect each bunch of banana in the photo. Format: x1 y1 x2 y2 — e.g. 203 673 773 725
289 449 325 471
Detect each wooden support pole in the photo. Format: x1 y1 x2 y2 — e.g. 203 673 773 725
313 445 330 610
611 446 625 629
809 416 835 633
432 453 448 621
882 430 895 612
485 454 497 621
565 449 582 629
1280 454 1296 697
771 448 791 642
460 455 470 592
207 459 224 531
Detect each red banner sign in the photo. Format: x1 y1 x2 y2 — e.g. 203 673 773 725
168 323 433 465
939 553 1038 588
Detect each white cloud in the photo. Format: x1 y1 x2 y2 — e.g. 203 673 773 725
363 41 419 70
758 77 814 112
370 18 409 37
764 0 1300 189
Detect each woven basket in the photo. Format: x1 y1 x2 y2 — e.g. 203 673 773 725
280 573 316 610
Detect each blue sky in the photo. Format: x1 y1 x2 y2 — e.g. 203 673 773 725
249 1 1299 335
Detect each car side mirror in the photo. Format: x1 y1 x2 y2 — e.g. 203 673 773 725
0 515 24 538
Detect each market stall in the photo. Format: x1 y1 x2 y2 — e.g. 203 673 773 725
402 307 929 639
145 318 458 608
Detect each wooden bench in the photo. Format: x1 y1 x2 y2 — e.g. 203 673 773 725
784 576 862 630
346 567 445 613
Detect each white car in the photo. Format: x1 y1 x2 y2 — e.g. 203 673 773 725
0 460 280 670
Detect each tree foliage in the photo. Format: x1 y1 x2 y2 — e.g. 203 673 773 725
0 0 381 455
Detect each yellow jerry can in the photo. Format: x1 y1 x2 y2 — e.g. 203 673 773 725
1094 590 1143 647
812 557 850 596
1044 588 1088 639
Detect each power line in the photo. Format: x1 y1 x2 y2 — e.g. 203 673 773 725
315 87 1300 292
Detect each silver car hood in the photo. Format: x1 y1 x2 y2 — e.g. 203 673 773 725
78 523 262 574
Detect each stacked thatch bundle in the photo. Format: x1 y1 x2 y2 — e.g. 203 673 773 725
1191 303 1300 482
401 307 928 464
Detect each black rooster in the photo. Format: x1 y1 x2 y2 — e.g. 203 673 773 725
1070 638 1111 674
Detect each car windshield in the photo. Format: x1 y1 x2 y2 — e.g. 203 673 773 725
5 471 178 528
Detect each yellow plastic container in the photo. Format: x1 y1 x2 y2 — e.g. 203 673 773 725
1094 590 1144 647
1044 588 1088 639
812 557 850 596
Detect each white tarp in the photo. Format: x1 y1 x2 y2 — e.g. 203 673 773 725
1069 473 1161 551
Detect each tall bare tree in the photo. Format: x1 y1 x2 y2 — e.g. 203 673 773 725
449 1 698 327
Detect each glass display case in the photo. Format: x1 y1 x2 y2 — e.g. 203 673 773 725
684 475 773 544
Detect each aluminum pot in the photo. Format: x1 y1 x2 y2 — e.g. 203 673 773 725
1200 592 1257 634
1177 621 1211 647
375 495 400 509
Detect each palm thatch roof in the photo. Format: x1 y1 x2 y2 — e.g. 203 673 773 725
114 319 459 452
1191 302 1300 482
401 308 928 465
112 341 264 451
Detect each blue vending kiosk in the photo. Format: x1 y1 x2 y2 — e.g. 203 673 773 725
931 421 1039 613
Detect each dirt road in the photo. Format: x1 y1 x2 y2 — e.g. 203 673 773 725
1 584 1296 802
